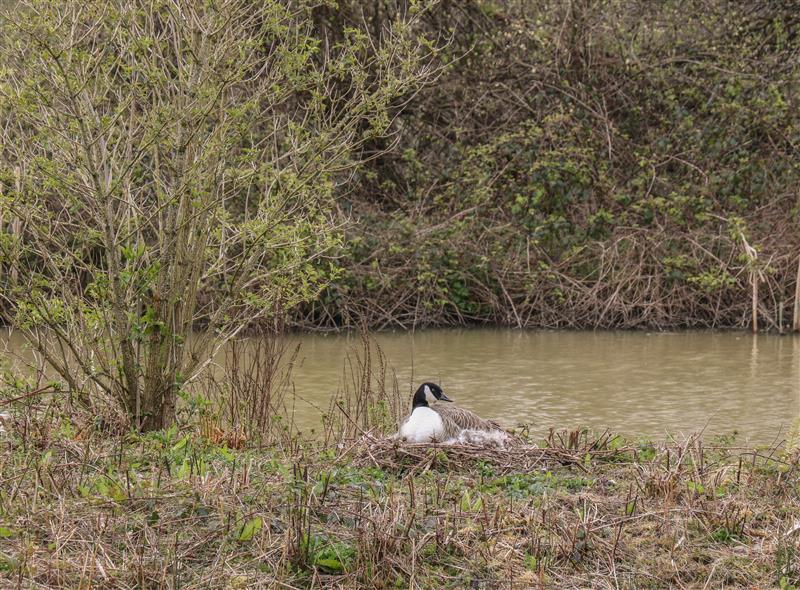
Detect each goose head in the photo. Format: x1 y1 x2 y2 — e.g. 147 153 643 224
412 382 452 409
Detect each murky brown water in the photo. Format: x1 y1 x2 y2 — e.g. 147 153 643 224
3 329 799 443
285 330 800 444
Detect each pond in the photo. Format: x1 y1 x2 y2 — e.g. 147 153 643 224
3 329 799 444
285 330 799 444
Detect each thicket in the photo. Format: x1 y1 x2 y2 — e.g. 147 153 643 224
298 0 800 330
3 1 800 339
0 0 440 429
1 0 799 429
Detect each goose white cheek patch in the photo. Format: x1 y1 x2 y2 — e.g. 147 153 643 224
424 384 436 404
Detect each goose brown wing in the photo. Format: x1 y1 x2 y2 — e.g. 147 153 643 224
432 404 503 432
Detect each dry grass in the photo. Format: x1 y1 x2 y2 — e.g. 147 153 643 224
350 431 800 588
1 407 800 589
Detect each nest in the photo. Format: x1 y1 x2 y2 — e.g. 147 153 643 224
349 435 621 475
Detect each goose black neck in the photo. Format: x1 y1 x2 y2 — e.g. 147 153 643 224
412 386 429 409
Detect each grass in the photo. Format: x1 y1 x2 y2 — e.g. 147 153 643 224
1 411 800 589
1 336 798 588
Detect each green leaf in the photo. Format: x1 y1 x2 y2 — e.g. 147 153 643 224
314 557 343 573
176 458 191 479
0 527 15 538
237 517 262 542
172 435 189 452
460 490 471 512
687 481 704 494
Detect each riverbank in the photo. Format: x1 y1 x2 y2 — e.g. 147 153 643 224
1 413 798 589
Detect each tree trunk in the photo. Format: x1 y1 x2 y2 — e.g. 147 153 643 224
142 369 177 431
140 295 178 431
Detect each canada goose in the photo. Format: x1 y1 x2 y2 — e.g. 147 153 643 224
397 382 508 444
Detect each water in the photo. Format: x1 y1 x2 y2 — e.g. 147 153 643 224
3 329 799 444
287 330 799 444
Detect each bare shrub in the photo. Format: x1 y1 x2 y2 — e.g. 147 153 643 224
324 332 405 446
0 0 443 430
201 336 300 448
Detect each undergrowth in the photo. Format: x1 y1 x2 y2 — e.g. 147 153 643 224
1 335 798 588
1 407 800 589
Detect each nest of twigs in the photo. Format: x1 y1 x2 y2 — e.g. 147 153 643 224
349 433 627 475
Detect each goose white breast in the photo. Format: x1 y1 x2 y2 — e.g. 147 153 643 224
399 406 444 443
